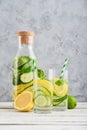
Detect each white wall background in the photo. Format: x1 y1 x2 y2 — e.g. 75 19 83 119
0 0 87 101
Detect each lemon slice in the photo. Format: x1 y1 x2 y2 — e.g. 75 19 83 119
14 91 34 112
54 79 68 97
34 79 53 95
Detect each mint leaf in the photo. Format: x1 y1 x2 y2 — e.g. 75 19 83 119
37 69 47 79
55 79 64 86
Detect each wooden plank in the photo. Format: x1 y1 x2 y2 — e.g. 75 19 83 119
0 125 87 130
0 116 86 123
0 108 87 116
0 112 87 125
0 102 87 126
0 102 87 109
0 102 13 109
76 102 87 109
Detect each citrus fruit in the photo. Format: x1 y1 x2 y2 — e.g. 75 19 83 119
68 95 77 109
14 91 34 112
13 81 34 99
34 79 53 96
54 79 68 97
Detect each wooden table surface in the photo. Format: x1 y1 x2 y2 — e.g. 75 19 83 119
0 102 87 130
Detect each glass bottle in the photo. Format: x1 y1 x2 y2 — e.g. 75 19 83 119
12 31 37 110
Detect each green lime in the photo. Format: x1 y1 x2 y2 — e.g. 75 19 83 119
68 95 77 109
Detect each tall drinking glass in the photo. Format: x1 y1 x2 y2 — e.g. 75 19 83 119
53 70 68 110
34 69 54 113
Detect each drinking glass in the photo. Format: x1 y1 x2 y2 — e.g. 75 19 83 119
53 70 68 111
34 69 54 113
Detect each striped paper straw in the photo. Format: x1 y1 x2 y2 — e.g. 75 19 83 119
59 58 69 79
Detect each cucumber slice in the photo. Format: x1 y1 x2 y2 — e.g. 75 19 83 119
53 96 60 101
13 76 21 85
46 96 51 107
13 56 30 69
20 72 33 83
38 87 51 96
12 69 21 85
53 101 60 106
21 62 31 73
34 90 44 99
18 56 30 68
34 95 48 107
20 60 35 73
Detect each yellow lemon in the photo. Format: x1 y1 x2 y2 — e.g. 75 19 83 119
14 91 34 112
13 81 34 99
34 79 53 95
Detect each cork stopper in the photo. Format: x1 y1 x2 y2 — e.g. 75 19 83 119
18 31 34 44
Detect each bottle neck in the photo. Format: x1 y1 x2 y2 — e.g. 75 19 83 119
18 42 33 49
17 36 35 58
18 35 34 49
